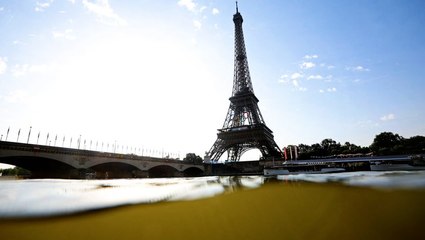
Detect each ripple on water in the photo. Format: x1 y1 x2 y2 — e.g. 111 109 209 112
1 171 425 218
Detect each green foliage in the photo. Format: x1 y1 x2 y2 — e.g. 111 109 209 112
295 140 370 160
183 153 203 164
0 167 31 176
294 132 425 159
370 132 404 155
371 132 425 155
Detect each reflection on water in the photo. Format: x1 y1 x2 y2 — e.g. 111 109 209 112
1 171 425 218
277 170 425 188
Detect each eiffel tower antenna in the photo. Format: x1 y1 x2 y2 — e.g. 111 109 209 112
207 4 283 162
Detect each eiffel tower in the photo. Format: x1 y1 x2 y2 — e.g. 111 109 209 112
207 3 283 162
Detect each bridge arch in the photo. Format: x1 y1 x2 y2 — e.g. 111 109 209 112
0 155 78 178
183 167 204 177
90 162 143 179
148 165 181 178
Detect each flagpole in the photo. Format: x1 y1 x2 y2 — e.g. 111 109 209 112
27 126 32 144
17 128 21 142
6 127 10 141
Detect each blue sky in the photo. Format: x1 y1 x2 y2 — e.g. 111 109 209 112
1 0 424 163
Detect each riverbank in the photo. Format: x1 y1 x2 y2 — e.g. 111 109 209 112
1 181 424 240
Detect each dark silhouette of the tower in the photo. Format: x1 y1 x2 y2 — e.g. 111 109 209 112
207 3 283 162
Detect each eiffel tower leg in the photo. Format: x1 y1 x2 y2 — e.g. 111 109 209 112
227 146 243 162
208 139 226 162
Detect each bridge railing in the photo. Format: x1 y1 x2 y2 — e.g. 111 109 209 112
0 141 196 164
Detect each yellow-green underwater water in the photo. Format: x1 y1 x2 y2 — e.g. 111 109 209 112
1 173 425 240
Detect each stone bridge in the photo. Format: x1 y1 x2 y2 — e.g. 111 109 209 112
0 141 204 178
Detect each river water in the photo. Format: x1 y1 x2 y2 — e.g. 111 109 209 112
1 170 425 218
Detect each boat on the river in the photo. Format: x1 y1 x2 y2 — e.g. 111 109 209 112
370 155 425 171
264 155 425 175
264 162 346 176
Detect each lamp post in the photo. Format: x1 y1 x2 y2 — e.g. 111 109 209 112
5 127 10 141
17 128 21 142
77 135 81 149
27 126 32 144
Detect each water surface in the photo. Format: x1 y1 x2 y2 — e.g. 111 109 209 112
1 170 425 218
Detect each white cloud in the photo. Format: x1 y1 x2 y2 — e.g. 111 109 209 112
52 29 76 40
278 74 289 83
307 75 323 80
291 79 307 91
279 72 303 83
304 54 318 59
68 0 76 4
212 8 220 15
279 71 308 91
319 63 335 69
11 64 52 77
346 65 370 72
191 38 198 45
380 113 395 121
178 0 197 12
0 57 7 75
291 72 303 79
35 1 53 12
0 7 4 11
324 75 333 82
300 61 315 69
12 40 25 45
200 6 207 12
319 87 337 93
193 20 202 29
82 0 127 26
2 90 29 103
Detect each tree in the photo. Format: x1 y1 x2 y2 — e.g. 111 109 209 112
403 136 425 154
297 144 312 159
370 132 404 155
183 153 203 164
0 167 31 176
321 138 341 156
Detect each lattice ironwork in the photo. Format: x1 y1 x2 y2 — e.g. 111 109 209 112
207 4 283 162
